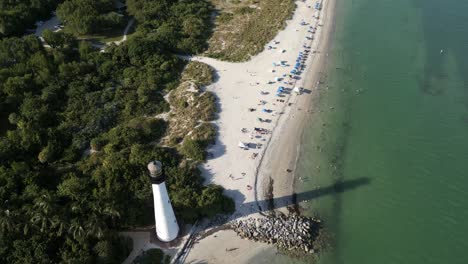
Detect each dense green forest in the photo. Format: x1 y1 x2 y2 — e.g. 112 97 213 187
126 0 212 53
0 0 233 263
0 0 60 37
57 0 125 35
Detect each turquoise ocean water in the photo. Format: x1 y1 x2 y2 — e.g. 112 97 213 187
298 0 468 263
252 0 468 263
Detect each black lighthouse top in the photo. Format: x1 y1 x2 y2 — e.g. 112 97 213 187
147 160 166 184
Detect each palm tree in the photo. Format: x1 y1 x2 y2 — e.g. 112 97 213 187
88 200 121 227
33 193 56 215
84 212 106 239
101 206 121 219
50 214 68 236
0 209 16 233
68 218 85 241
30 193 60 233
30 211 49 232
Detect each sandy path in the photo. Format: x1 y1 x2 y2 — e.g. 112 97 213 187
183 0 336 262
112 18 135 45
180 229 272 264
34 15 60 37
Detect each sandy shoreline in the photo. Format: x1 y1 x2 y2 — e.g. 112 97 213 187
259 0 337 214
183 0 337 262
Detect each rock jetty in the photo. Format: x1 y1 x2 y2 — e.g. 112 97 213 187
232 214 321 253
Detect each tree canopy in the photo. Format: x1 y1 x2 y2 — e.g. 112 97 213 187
126 0 213 54
0 0 233 262
0 0 60 37
56 0 125 35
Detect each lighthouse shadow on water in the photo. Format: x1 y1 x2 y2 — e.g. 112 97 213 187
207 177 372 230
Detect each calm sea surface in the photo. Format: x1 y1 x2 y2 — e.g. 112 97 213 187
252 0 468 263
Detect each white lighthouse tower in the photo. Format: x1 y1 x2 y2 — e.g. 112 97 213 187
147 160 179 242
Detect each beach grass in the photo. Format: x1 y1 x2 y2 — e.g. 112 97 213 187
206 0 295 62
191 122 217 145
181 61 215 86
165 62 217 151
167 83 217 144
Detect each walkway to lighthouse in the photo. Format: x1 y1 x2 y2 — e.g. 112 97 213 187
120 226 191 264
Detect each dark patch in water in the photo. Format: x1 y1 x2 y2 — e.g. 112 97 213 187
462 116 468 124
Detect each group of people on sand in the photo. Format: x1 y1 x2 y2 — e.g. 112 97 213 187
236 6 321 193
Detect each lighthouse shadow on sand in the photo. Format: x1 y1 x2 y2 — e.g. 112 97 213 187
206 177 372 229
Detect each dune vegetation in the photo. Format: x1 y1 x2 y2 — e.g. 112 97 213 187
206 0 295 61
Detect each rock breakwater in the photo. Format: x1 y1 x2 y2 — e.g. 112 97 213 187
232 214 321 253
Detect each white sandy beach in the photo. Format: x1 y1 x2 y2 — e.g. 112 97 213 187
182 0 337 262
